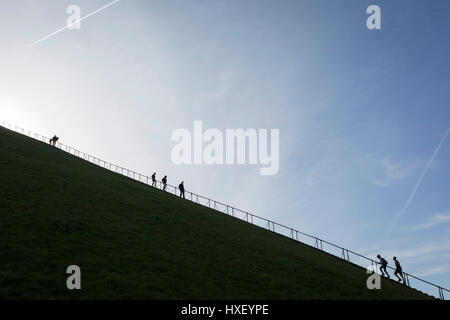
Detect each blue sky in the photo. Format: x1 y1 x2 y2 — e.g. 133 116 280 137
0 0 449 297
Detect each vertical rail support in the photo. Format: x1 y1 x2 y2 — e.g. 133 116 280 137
208 199 211 208
295 230 299 241
196 195 199 203
346 250 350 261
245 212 249 222
232 208 235 217
438 287 444 300
404 273 410 287
315 238 323 251
214 201 217 210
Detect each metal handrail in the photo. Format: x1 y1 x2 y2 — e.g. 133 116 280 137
1 121 448 299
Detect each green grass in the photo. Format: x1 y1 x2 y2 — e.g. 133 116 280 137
0 127 433 299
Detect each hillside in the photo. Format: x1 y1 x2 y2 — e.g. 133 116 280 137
0 126 433 299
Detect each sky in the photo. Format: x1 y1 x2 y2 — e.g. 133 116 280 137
0 0 449 297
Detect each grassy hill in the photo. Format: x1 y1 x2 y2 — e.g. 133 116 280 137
0 126 433 299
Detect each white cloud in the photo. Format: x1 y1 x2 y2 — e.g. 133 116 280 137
411 212 450 231
415 264 450 277
381 157 417 180
365 243 450 261
372 157 421 187
371 178 391 187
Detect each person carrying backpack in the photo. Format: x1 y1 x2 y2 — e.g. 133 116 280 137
377 254 390 278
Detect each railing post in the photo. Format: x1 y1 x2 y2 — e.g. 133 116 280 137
438 287 444 300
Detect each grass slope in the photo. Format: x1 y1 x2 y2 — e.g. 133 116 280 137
0 127 433 299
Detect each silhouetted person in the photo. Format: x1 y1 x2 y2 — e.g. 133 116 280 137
377 254 390 278
162 175 167 191
49 135 59 146
151 172 157 187
179 181 185 199
393 257 406 284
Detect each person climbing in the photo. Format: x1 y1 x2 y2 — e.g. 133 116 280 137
393 257 406 284
179 181 185 199
151 172 157 187
377 254 390 278
162 175 167 191
49 135 59 146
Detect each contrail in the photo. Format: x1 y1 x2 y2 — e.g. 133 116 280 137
392 126 450 228
28 0 120 48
